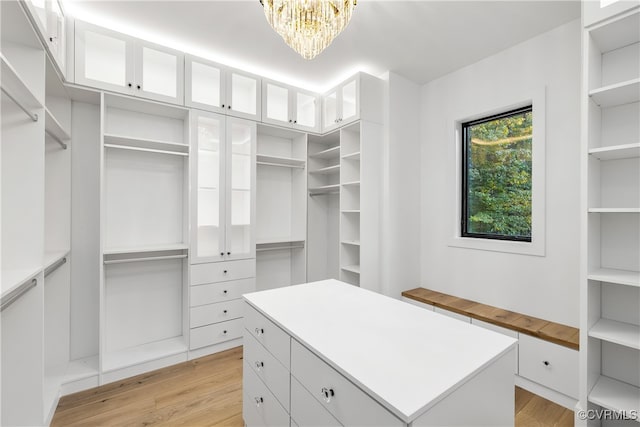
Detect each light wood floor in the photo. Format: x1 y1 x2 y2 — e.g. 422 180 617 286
52 346 574 427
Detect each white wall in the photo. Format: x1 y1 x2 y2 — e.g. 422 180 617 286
419 20 581 326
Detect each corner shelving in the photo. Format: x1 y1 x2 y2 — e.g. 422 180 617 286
309 183 340 195
589 319 640 350
310 164 340 175
588 376 640 418
309 145 340 159
341 240 360 246
587 268 640 287
589 78 640 108
342 151 360 160
588 208 640 213
589 143 640 160
256 153 305 168
341 265 360 274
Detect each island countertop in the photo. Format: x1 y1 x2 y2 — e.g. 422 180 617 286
244 279 517 423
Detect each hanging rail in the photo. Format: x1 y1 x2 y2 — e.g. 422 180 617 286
1 278 37 312
104 143 188 157
45 257 67 278
103 254 188 265
45 130 68 150
1 86 38 122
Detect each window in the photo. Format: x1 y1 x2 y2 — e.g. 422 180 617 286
461 106 532 242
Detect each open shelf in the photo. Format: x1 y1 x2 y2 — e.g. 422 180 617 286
341 210 361 214
589 78 640 108
102 337 186 372
44 250 70 271
103 244 189 256
589 11 640 53
588 208 640 213
341 265 360 274
309 145 340 159
44 107 70 142
257 238 305 246
104 134 189 156
342 152 361 160
588 376 640 417
589 143 640 160
1 266 41 299
588 268 640 287
0 53 43 112
341 240 361 246
342 181 361 187
310 164 340 175
309 184 340 195
589 318 640 349
256 154 305 168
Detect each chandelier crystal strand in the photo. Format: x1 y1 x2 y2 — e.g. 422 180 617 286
261 0 356 60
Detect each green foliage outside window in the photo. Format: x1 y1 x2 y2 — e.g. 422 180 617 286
463 108 532 240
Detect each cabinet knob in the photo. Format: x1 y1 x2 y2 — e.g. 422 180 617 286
223 290 228 294
222 104 225 108
227 251 231 255
254 397 263 407
136 84 141 90
223 270 228 274
223 309 228 314
49 37 54 42
255 361 264 370
543 360 550 366
128 83 132 88
289 119 293 123
223 330 227 334
320 387 335 403
294 120 297 124
220 252 224 256
228 105 231 109
255 327 264 336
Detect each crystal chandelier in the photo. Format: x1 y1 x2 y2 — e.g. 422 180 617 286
260 0 357 60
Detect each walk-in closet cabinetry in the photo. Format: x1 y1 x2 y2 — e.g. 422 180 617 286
75 21 185 104
580 2 640 425
262 79 320 132
186 56 261 121
22 0 67 75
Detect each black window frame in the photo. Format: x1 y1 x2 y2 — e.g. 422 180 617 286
461 105 533 242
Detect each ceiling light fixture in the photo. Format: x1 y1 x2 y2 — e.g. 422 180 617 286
260 0 357 60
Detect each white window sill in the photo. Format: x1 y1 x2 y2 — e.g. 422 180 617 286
448 236 545 257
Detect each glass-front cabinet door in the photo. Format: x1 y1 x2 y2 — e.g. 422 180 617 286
185 56 225 113
295 90 319 132
225 118 255 260
226 69 261 121
135 41 184 104
192 111 226 263
340 78 359 125
263 81 290 126
47 0 66 74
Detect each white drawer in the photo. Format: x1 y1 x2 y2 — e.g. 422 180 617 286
245 303 291 369
243 360 290 427
290 339 402 427
190 278 255 307
190 299 244 328
518 334 578 399
434 307 471 323
291 376 341 427
244 331 290 412
189 318 243 350
190 259 256 286
472 318 519 374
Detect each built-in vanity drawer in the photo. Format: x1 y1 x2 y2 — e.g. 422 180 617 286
243 360 290 427
189 318 243 350
290 339 402 427
472 318 519 374
244 331 290 412
291 375 341 427
190 299 244 328
190 278 255 306
434 307 471 323
244 303 291 369
190 259 256 285
518 334 578 399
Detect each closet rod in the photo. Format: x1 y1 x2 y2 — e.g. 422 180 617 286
45 257 67 278
104 144 188 157
256 161 305 169
1 278 37 312
309 191 340 196
103 254 187 265
1 87 39 122
256 245 305 252
45 130 68 149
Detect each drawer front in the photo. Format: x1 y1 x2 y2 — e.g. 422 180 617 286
472 318 519 374
189 318 243 350
245 303 291 369
243 360 290 427
190 278 255 307
244 331 290 412
434 307 471 323
190 299 245 328
190 259 256 285
518 334 578 398
290 339 402 427
291 376 341 427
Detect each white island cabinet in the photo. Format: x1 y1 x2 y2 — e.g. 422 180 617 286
243 280 518 426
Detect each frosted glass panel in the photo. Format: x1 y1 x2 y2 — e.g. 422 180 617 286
50 0 66 67
267 84 289 122
324 91 337 126
342 80 357 120
297 92 316 127
142 47 177 97
191 62 221 107
229 122 253 254
231 73 257 115
84 31 126 86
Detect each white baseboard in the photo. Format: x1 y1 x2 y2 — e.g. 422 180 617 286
516 375 578 410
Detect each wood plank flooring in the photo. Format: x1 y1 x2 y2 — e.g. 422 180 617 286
52 346 574 426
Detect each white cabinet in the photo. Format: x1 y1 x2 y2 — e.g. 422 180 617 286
262 80 320 132
75 21 184 104
22 0 67 76
191 110 256 263
322 76 358 132
185 55 261 121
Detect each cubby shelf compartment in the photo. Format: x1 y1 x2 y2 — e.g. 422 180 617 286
588 376 640 418
44 107 70 145
589 319 640 349
589 143 640 160
309 145 340 159
103 134 189 156
310 164 340 175
342 181 361 187
588 268 640 287
309 184 340 196
588 208 640 213
589 78 640 108
0 53 42 116
102 337 187 372
256 154 305 168
341 240 361 246
342 152 360 160
341 265 360 274
589 10 640 52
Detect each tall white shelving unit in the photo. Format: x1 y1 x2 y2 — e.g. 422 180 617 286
580 2 640 425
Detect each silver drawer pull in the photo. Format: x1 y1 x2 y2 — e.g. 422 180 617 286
255 327 264 336
321 387 335 403
255 396 263 407
543 360 550 367
255 361 264 370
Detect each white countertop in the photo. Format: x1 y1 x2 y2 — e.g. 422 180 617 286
244 279 517 423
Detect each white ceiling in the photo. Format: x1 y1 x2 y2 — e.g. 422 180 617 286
63 0 580 92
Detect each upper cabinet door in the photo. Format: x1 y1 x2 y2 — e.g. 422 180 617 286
262 80 291 126
134 41 184 104
340 78 359 126
75 21 135 94
226 69 261 121
225 118 255 261
185 56 226 113
47 0 66 75
323 89 339 132
294 89 320 132
23 0 48 37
